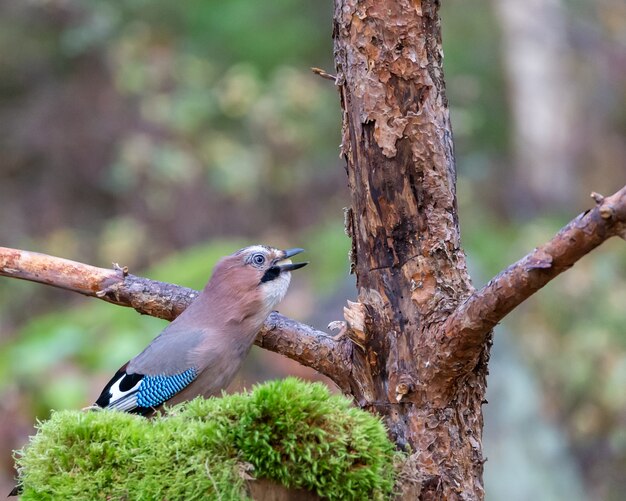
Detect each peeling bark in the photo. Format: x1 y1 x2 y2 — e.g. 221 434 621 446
334 1 484 498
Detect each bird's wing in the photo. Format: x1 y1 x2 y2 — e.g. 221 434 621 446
94 363 198 415
127 324 208 376
95 326 211 414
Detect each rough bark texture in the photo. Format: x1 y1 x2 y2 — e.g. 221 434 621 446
334 1 485 498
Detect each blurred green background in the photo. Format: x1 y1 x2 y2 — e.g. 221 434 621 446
0 0 624 499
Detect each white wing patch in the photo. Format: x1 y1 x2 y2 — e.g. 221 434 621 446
106 376 142 411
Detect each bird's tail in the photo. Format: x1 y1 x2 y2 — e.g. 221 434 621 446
8 483 22 497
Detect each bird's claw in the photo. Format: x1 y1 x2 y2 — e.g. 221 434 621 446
326 300 368 350
327 320 348 340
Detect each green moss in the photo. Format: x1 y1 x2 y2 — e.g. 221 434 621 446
15 378 396 500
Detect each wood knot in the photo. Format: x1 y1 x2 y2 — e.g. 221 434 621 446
326 300 370 350
395 376 415 402
599 204 614 220
330 300 368 349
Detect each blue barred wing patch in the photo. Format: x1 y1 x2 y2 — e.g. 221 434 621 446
136 368 198 408
95 365 199 415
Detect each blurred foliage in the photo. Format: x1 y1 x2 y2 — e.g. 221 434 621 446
0 0 625 498
443 2 510 157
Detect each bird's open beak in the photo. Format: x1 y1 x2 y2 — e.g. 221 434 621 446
277 248 308 272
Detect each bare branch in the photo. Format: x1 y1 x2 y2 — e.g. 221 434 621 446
0 247 351 388
310 67 337 82
259 313 354 394
431 184 626 388
0 247 199 319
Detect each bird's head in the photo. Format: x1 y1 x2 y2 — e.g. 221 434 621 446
209 245 308 311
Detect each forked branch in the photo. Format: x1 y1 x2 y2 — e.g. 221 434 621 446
433 184 626 385
0 247 352 391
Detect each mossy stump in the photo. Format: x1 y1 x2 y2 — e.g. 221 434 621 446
14 378 396 500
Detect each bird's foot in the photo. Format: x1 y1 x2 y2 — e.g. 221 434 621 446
327 320 348 340
82 404 102 412
327 300 368 350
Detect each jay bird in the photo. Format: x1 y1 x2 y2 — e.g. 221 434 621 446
93 245 307 416
7 246 307 495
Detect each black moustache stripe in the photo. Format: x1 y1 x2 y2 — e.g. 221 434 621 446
260 266 281 283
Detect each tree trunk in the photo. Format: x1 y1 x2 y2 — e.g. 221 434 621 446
333 1 486 498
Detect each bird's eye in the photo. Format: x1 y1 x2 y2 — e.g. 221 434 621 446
252 253 266 266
